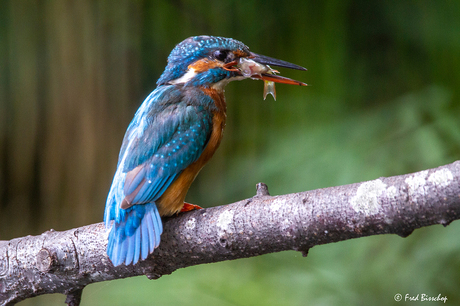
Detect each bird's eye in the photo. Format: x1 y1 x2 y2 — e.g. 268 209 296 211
213 50 229 62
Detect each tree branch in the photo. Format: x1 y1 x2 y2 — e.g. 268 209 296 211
1 161 460 305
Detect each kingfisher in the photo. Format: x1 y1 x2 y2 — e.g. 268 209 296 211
104 35 307 266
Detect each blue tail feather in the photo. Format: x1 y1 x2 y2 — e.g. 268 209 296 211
145 211 156 253
134 227 141 264
141 222 149 260
125 232 135 265
153 207 162 246
107 203 163 266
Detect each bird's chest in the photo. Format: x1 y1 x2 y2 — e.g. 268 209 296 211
156 89 226 216
196 88 227 163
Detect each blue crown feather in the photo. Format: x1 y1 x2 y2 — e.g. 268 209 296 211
157 36 249 85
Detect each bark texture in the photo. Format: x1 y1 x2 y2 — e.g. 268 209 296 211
1 161 460 305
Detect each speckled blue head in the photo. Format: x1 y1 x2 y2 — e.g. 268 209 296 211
157 36 250 87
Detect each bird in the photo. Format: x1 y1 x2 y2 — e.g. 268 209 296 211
104 35 307 266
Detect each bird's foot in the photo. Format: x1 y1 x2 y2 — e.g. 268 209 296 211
180 202 203 213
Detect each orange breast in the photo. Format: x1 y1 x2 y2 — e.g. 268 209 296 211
156 89 226 216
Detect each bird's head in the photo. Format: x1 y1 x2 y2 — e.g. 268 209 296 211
157 35 307 91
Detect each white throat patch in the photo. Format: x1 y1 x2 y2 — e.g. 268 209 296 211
168 67 247 90
168 68 198 85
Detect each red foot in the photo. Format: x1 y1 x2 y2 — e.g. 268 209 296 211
180 202 203 212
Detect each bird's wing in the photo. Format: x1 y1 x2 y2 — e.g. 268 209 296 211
105 86 213 220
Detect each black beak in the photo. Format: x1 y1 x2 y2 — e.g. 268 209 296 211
249 52 307 86
249 52 307 71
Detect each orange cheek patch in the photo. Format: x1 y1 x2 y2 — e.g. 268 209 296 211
188 58 222 73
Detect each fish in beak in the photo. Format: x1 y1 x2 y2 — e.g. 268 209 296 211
224 52 307 100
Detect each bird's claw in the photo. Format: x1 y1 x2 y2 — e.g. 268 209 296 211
180 202 203 213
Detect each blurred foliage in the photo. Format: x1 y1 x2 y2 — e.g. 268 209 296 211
0 0 459 305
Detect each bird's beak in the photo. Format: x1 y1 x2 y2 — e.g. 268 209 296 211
249 52 307 72
249 52 307 86
223 52 307 86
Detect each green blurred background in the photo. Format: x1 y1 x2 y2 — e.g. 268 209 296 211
1 0 460 305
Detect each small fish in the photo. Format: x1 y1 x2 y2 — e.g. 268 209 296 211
237 57 271 77
236 58 278 100
263 80 276 100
